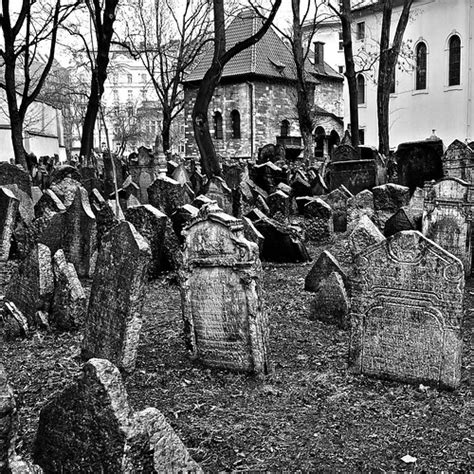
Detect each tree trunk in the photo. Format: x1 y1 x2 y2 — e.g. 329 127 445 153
80 70 100 159
161 108 172 156
340 0 359 149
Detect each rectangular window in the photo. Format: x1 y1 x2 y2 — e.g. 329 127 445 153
359 129 365 144
127 90 133 101
356 22 365 41
339 31 343 51
127 73 133 84
338 65 344 74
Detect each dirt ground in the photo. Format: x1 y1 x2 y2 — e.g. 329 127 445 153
0 246 472 471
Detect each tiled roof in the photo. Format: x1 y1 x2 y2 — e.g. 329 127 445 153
184 9 341 83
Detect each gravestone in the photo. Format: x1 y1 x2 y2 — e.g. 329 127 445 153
192 194 214 209
51 249 86 331
2 184 34 224
422 177 473 275
205 177 233 215
34 189 66 219
5 243 54 326
322 186 353 232
372 183 410 230
50 177 82 208
268 189 291 222
242 216 264 252
50 165 82 184
295 196 315 214
384 207 418 237
0 162 32 197
349 231 464 389
90 189 120 250
0 187 19 261
442 139 474 183
0 364 16 472
171 204 199 243
34 358 200 472
303 198 334 243
148 175 192 216
305 250 345 293
81 221 151 372
346 189 374 228
180 203 269 374
31 186 43 205
125 204 168 278
310 271 349 329
63 187 97 278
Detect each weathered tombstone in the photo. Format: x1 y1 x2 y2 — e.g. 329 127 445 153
255 194 270 215
408 186 424 220
0 162 32 197
242 216 264 252
291 174 312 198
442 139 474 183
91 189 120 250
34 189 66 219
171 204 199 243
51 249 87 331
31 186 43 206
180 203 269 374
34 358 201 472
2 184 34 224
303 198 334 243
192 194 214 209
0 364 17 471
268 189 291 222
322 186 353 232
81 221 151 372
171 163 190 185
310 271 349 328
50 177 82 208
125 204 168 278
295 196 315 214
205 176 233 215
255 216 310 263
0 188 19 261
49 165 82 185
384 207 418 237
349 231 464 389
63 186 97 278
422 177 473 275
148 175 192 216
346 189 374 228
305 250 345 293
372 183 410 230
5 243 53 326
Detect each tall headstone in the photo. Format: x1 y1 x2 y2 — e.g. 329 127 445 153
50 177 82 208
205 176 233 215
81 222 151 372
303 198 334 243
63 186 97 278
442 139 474 183
148 175 193 216
346 189 374 229
180 204 269 374
268 189 291 223
34 189 66 219
0 162 32 197
322 186 353 232
2 184 34 224
305 250 345 293
0 187 19 261
34 358 200 472
422 177 473 275
372 183 410 230
349 231 464 389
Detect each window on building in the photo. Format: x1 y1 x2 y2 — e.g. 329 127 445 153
314 126 325 158
415 41 427 90
113 89 119 102
338 31 343 51
359 129 365 145
356 22 365 41
127 90 133 102
338 65 344 74
127 73 133 84
141 73 147 83
448 35 461 86
230 109 241 138
280 119 290 137
357 74 365 104
214 111 223 139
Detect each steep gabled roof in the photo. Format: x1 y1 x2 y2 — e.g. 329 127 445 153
184 9 341 84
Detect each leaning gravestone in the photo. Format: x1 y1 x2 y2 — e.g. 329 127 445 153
50 177 82 208
372 183 411 230
34 189 66 219
180 203 269 374
346 189 374 229
63 186 97 278
2 184 34 224
148 175 192 217
322 186 353 232
81 221 151 372
34 358 200 472
304 250 345 293
206 176 233 215
268 190 291 223
442 139 474 183
303 198 334 243
0 187 19 261
0 162 32 197
349 231 464 389
422 177 473 275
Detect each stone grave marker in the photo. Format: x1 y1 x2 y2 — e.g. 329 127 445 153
346 189 374 229
34 189 66 219
34 358 200 472
0 187 19 261
31 186 43 205
303 198 334 243
349 231 464 389
148 175 193 216
81 221 151 372
422 177 473 275
0 162 32 197
180 203 269 374
372 183 410 230
442 139 474 183
2 183 34 224
305 250 345 293
171 204 199 243
50 177 82 208
205 176 233 215
322 186 353 232
50 165 82 184
384 207 417 237
0 364 16 472
268 189 291 222
51 249 87 331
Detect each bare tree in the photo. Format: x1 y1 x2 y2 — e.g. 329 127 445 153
119 0 211 156
377 0 413 156
0 0 79 168
192 0 282 179
108 104 143 156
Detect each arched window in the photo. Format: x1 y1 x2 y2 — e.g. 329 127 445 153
314 126 325 158
415 42 427 90
357 74 365 104
448 35 461 86
231 110 241 138
328 130 340 155
280 119 289 137
214 111 223 139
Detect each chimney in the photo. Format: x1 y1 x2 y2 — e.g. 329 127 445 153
314 41 325 69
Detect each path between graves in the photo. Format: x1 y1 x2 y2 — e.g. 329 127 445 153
0 243 472 471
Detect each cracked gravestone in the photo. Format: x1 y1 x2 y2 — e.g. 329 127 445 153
0 187 19 261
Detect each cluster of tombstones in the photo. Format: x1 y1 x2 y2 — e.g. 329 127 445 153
0 137 471 471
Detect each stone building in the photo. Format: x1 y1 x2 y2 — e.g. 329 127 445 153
183 9 344 162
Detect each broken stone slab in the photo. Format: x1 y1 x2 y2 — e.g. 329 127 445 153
304 250 346 293
34 358 201 472
50 177 82 208
372 183 410 230
0 162 32 197
180 203 270 374
171 204 199 244
34 189 66 219
5 243 54 327
346 189 374 229
0 301 29 339
51 250 87 331
205 176 233 215
384 207 418 238
81 221 151 372
349 231 465 389
0 187 19 261
242 216 264 252
125 204 168 278
255 216 310 263
309 271 349 329
62 187 97 278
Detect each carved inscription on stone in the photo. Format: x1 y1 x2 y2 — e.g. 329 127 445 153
349 231 464 389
